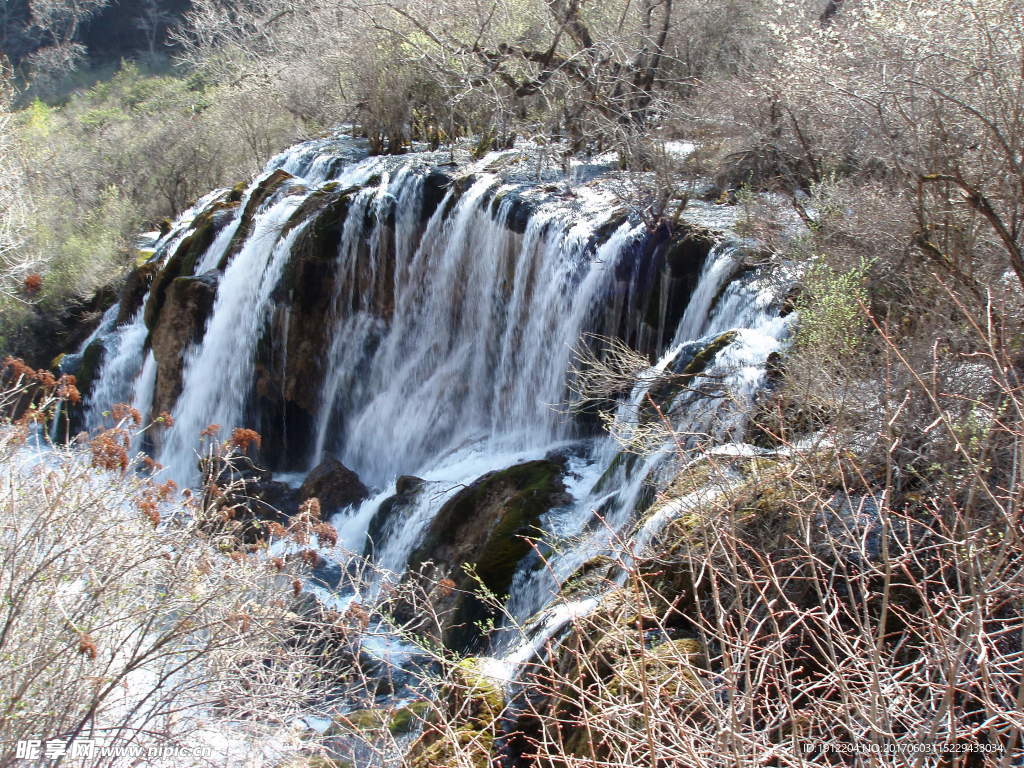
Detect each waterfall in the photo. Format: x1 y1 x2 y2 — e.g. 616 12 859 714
76 134 794 692
158 154 384 485
82 305 148 432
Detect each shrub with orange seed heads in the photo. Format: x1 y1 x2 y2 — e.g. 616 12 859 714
291 578 302 596
2 356 34 382
111 403 142 426
9 423 28 445
34 369 56 389
228 427 262 453
270 557 286 572
227 612 251 633
437 577 457 598
313 521 337 547
266 521 287 538
78 632 97 660
140 455 164 473
228 551 245 564
300 549 321 568
200 424 221 438
56 374 81 405
345 601 370 629
156 411 174 427
89 428 131 472
23 273 41 294
157 480 177 501
17 408 45 425
298 497 321 520
139 499 160 527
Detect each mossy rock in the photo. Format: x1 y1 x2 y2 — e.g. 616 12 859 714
367 476 425 550
641 330 739 422
591 450 641 495
610 637 707 703
220 168 295 268
333 708 387 732
560 555 618 600
74 339 105 400
280 185 357 248
407 658 503 768
453 658 504 724
407 459 567 650
679 330 737 378
284 757 352 768
117 259 160 326
388 700 430 735
144 203 231 330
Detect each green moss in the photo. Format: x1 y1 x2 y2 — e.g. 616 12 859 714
592 451 641 495
680 330 737 378
407 660 502 768
611 637 706 700
560 555 616 599
75 339 104 398
642 330 739 420
301 758 352 768
351 709 386 729
408 459 566 651
221 169 295 267
474 464 561 596
388 700 430 734
454 658 504 722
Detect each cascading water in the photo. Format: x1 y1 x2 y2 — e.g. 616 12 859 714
157 154 387 485
75 135 794 704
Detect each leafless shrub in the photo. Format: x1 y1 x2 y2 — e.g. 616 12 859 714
0 382 356 766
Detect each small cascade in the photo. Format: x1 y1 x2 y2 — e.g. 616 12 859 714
84 307 150 431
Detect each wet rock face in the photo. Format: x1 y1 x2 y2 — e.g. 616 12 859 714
116 260 159 326
144 201 237 331
602 227 714 357
274 188 355 415
407 459 569 652
149 272 219 422
300 456 370 513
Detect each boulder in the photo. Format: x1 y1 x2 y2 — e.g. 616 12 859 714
407 459 569 651
299 456 370 512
